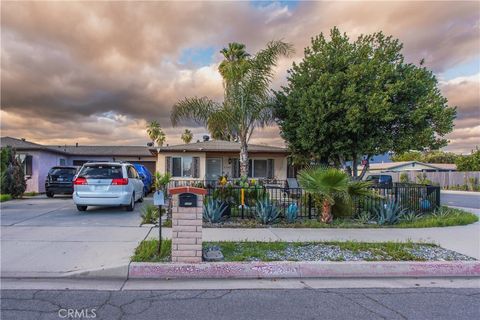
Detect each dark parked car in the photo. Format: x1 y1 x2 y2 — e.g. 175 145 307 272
365 174 393 188
45 166 79 197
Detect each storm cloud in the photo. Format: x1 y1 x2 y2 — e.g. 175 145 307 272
1 1 479 152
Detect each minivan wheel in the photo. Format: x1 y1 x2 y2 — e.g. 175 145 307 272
126 194 135 211
46 191 54 198
76 205 87 211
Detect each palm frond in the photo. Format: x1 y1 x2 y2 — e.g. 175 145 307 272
170 97 221 127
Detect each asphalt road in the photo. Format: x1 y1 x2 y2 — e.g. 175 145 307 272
2 288 479 320
441 191 480 209
0 196 151 277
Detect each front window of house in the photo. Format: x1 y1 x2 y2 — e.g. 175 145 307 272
248 159 268 178
172 156 193 177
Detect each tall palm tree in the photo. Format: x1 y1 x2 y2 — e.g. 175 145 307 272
171 40 293 177
181 129 193 144
297 167 374 223
146 120 166 147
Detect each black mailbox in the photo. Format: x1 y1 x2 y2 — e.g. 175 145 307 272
179 193 197 207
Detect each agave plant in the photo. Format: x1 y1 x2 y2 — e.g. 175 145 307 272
255 196 280 224
203 197 228 223
373 200 408 225
402 212 419 223
285 203 299 223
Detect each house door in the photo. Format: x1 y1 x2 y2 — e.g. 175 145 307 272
206 158 222 180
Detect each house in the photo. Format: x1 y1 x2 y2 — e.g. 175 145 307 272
1 137 156 193
154 140 290 183
362 161 457 173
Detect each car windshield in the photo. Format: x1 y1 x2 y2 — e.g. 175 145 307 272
49 168 77 176
78 165 123 179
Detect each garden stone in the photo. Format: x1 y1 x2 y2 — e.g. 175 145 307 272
203 246 224 262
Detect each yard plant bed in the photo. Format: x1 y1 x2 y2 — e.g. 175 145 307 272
203 207 478 229
132 240 475 263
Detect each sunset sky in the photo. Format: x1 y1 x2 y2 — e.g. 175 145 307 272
1 1 479 153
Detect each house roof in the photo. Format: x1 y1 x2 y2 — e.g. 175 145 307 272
363 161 457 171
0 137 69 155
47 145 154 157
157 140 288 154
1 137 154 157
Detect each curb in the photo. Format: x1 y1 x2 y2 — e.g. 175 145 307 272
129 261 480 279
441 190 480 196
1 264 129 280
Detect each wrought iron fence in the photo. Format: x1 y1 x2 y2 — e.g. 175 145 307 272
167 181 440 219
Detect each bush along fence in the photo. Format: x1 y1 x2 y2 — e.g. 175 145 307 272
166 180 441 221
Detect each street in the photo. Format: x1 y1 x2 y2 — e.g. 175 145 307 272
2 287 479 320
441 191 480 209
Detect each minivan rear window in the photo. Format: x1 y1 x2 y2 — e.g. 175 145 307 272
78 165 123 179
49 168 77 176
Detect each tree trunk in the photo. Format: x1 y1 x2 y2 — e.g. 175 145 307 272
320 200 333 224
352 153 358 178
239 138 249 177
358 155 371 180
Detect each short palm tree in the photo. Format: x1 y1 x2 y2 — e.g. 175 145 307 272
171 40 294 177
181 129 193 144
298 167 374 223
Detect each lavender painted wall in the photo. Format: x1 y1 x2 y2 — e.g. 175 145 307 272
19 151 65 193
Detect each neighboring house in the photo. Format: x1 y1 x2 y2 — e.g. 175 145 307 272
362 161 457 173
1 137 156 193
155 140 290 183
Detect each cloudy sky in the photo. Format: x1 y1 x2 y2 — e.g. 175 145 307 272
1 1 479 153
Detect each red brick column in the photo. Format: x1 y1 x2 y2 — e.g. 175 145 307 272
169 187 207 263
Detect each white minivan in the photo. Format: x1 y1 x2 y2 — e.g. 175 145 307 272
73 162 144 211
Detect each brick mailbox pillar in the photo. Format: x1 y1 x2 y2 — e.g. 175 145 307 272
169 186 207 263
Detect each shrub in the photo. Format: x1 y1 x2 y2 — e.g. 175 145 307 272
203 196 228 223
1 147 26 198
285 203 298 223
254 196 280 224
355 211 371 224
140 204 163 225
399 172 409 183
373 200 407 225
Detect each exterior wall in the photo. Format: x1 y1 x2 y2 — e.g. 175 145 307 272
157 151 288 180
20 151 65 193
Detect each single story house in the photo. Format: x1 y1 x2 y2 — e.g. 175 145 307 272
1 137 156 193
155 140 290 183
362 161 457 173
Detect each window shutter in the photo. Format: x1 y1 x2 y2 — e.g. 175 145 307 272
267 159 274 179
231 158 240 178
193 157 200 178
25 155 33 176
165 156 171 174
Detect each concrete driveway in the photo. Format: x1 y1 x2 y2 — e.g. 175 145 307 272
1 196 152 277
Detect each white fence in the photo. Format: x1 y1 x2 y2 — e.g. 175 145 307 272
368 171 480 188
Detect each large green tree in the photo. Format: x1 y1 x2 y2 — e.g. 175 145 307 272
391 150 459 163
275 27 456 178
171 41 293 176
456 148 480 171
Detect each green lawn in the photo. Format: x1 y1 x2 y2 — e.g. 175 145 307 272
0 194 12 202
131 239 171 262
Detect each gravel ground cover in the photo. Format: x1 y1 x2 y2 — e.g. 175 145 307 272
205 242 476 262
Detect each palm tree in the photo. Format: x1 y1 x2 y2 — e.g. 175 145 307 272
171 40 293 177
181 129 193 144
297 166 374 223
146 120 166 147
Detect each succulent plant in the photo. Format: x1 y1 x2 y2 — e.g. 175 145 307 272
285 203 298 223
373 200 407 225
203 197 228 223
254 197 280 224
